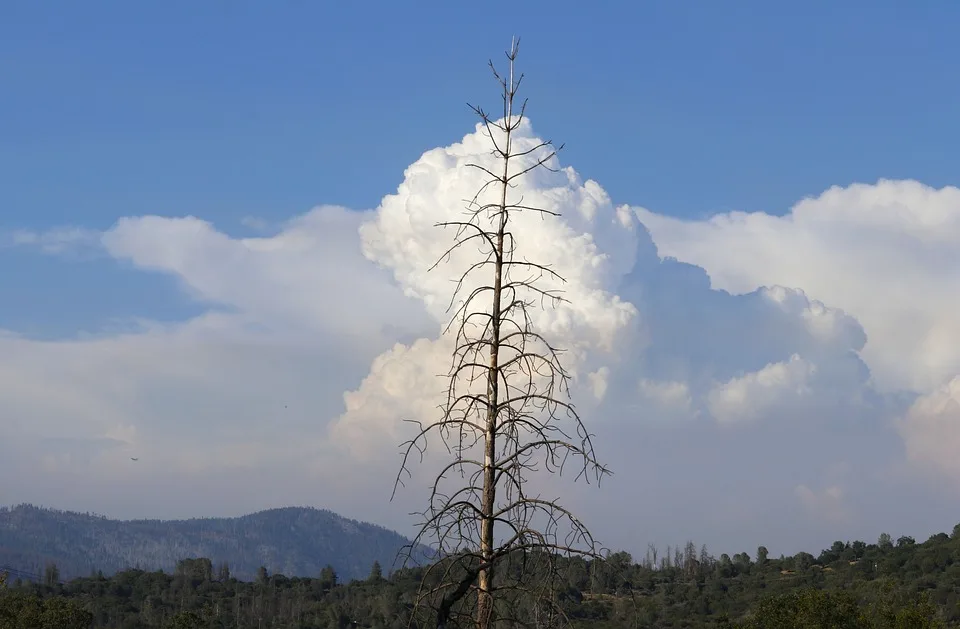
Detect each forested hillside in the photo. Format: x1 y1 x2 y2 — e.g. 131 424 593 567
3 522 959 627
0 505 417 583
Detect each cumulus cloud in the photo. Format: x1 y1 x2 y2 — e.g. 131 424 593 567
598 252 874 431
0 207 434 523
324 121 893 555
0 121 940 557
708 355 815 425
635 179 960 495
338 121 876 446
638 180 960 394
330 337 452 461
358 120 639 344
899 377 960 485
333 121 641 455
102 206 431 346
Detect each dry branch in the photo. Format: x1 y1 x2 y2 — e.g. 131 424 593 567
394 38 610 629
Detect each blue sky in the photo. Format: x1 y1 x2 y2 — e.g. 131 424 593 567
4 2 960 556
6 1 960 221
5 1 960 337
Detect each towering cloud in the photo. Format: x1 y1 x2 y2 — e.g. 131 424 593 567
1 122 945 556
332 121 641 456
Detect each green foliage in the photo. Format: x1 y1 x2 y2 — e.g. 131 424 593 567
164 611 204 629
175 559 212 584
0 522 959 627
736 589 864 628
0 587 92 629
368 561 382 583
756 546 769 566
734 586 944 629
36 597 94 629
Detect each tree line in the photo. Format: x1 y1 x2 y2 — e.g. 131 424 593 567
2 524 959 627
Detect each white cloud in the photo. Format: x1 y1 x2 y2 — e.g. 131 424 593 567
0 206 435 524
637 378 695 421
325 121 894 557
899 377 960 485
0 314 358 469
635 179 960 497
101 206 431 345
333 122 874 462
708 355 815 425
330 337 452 461
638 180 960 394
0 122 941 558
600 256 873 430
588 367 611 401
332 120 641 456
358 119 639 349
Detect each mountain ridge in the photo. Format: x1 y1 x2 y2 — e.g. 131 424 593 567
0 503 422 582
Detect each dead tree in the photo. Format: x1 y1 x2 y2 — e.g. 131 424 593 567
394 38 610 629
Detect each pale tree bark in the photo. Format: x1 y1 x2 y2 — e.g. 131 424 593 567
393 38 610 629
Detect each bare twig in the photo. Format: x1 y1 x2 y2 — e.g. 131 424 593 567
394 37 610 629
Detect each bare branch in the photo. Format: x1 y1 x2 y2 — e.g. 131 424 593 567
394 37 609 629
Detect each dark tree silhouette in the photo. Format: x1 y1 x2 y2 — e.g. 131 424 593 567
394 38 609 629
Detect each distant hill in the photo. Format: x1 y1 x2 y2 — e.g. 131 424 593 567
0 504 423 582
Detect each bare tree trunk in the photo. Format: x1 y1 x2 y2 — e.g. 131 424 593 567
394 37 610 629
477 58 517 628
